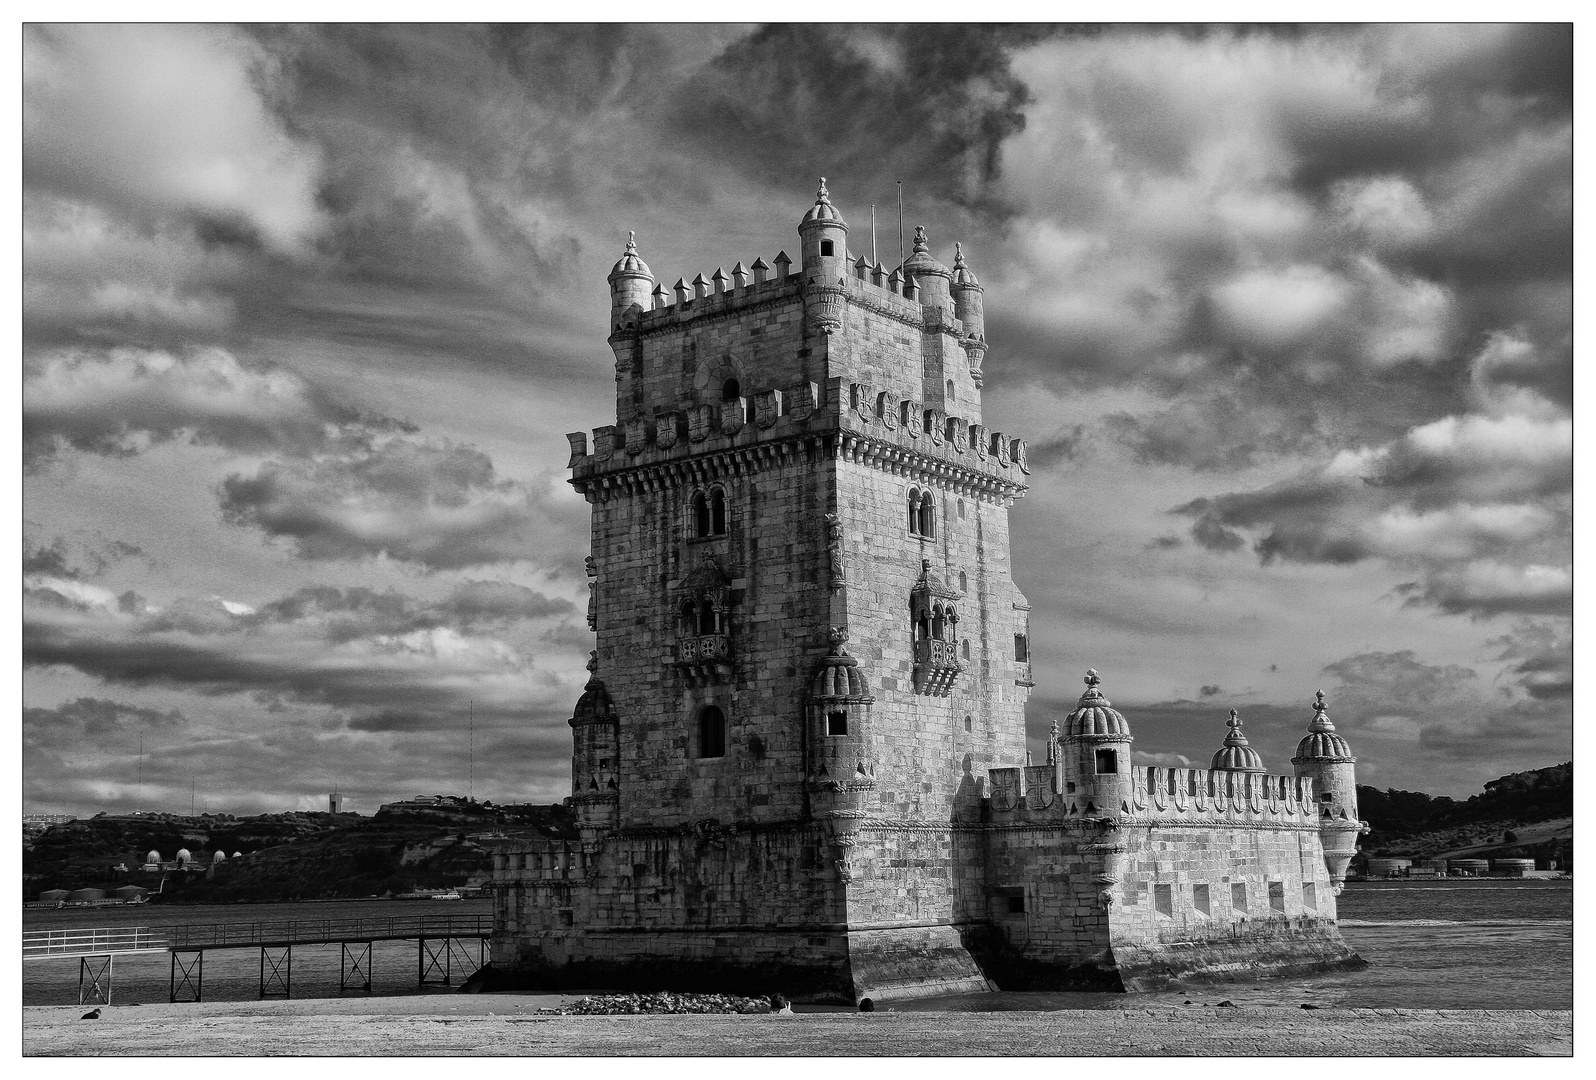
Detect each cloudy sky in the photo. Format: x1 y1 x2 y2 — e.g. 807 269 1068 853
20 23 1572 814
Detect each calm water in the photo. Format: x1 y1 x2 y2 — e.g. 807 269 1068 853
22 880 1571 1010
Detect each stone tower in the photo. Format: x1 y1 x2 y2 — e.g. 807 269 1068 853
487 182 1364 1001
1292 690 1368 891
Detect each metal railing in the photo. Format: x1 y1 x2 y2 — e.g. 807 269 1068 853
23 926 169 959
24 914 492 958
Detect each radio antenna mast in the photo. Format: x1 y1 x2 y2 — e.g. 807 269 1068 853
469 700 474 801
871 204 877 265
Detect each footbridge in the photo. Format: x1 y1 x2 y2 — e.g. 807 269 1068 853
24 913 492 1005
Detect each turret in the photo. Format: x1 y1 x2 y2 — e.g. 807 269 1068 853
806 628 876 871
607 232 653 333
902 225 952 309
1291 690 1366 892
1056 669 1135 817
569 651 619 840
797 178 849 283
950 243 987 386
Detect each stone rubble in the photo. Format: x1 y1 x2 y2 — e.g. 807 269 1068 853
536 992 772 1015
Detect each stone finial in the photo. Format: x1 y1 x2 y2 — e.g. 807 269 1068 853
651 281 668 308
692 272 710 300
913 224 929 254
773 251 792 280
1309 689 1336 732
750 256 770 284
625 230 636 252
816 177 831 204
586 649 598 674
673 277 690 305
1084 668 1101 690
711 267 728 295
731 261 749 289
828 625 849 648
953 242 965 268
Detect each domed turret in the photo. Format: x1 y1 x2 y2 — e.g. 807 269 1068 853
175 848 192 866
1056 669 1135 816
146 849 160 866
1210 709 1266 772
607 231 654 332
1291 690 1366 892
950 242 987 386
797 177 849 281
902 225 951 306
569 650 619 839
806 629 876 826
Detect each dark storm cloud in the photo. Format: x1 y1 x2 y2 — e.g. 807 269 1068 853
219 435 588 571
24 697 186 750
1024 424 1085 470
23 541 81 579
670 24 1057 215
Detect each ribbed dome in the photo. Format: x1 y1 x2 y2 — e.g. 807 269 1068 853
1064 669 1131 739
1210 709 1265 772
608 232 652 279
571 652 614 723
951 242 980 287
800 178 848 227
1294 690 1355 762
810 643 874 702
902 225 950 278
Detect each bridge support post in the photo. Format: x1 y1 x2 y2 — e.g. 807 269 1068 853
260 945 292 999
340 941 372 993
79 955 113 1006
170 950 203 1003
418 936 455 986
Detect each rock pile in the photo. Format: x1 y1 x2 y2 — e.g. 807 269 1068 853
537 993 772 1015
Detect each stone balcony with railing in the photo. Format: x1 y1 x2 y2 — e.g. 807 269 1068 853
675 632 732 686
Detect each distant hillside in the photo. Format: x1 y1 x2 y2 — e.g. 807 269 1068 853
23 803 577 902
1358 762 1573 869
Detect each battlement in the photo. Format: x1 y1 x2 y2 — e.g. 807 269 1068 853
566 375 1030 503
987 763 1318 826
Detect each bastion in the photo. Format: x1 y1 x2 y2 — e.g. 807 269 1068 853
485 182 1369 1003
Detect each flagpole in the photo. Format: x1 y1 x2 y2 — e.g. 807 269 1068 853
896 181 904 266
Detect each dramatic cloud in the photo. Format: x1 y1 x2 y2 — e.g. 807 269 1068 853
21 25 1570 811
219 436 587 571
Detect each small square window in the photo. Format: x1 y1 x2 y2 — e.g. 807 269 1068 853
1231 882 1248 912
1268 881 1286 912
558 910 574 928
1154 884 1173 916
1193 883 1211 916
1095 748 1118 774
1007 894 1026 914
826 710 848 737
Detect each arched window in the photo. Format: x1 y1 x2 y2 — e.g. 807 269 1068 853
680 600 698 633
820 240 835 257
710 487 727 535
699 600 717 634
722 378 740 402
959 570 967 592
1014 633 1029 662
692 491 710 538
918 495 935 538
915 614 929 641
697 705 726 759
907 488 921 535
962 639 971 660
931 605 945 641
946 379 955 402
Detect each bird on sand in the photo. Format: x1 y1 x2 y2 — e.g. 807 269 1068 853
81 1008 102 1019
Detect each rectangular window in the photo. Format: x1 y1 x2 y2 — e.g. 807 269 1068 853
1268 881 1286 913
1231 882 1248 913
558 910 574 928
1302 883 1317 911
1007 894 1026 914
1154 884 1173 916
826 710 848 737
1014 633 1029 662
1095 748 1118 774
1193 883 1211 916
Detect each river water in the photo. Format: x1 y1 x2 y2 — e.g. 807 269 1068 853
22 880 1570 1010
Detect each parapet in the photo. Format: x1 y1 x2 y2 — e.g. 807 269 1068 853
987 763 1317 826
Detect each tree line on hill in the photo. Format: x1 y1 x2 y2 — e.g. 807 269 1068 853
1358 762 1572 868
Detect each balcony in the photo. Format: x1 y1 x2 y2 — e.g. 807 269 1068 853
913 638 962 697
675 633 732 686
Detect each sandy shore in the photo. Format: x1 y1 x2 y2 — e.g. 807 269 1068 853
23 994 1572 1056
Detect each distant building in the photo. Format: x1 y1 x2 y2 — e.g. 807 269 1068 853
329 791 343 813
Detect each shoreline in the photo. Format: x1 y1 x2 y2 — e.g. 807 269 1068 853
23 995 1572 1057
